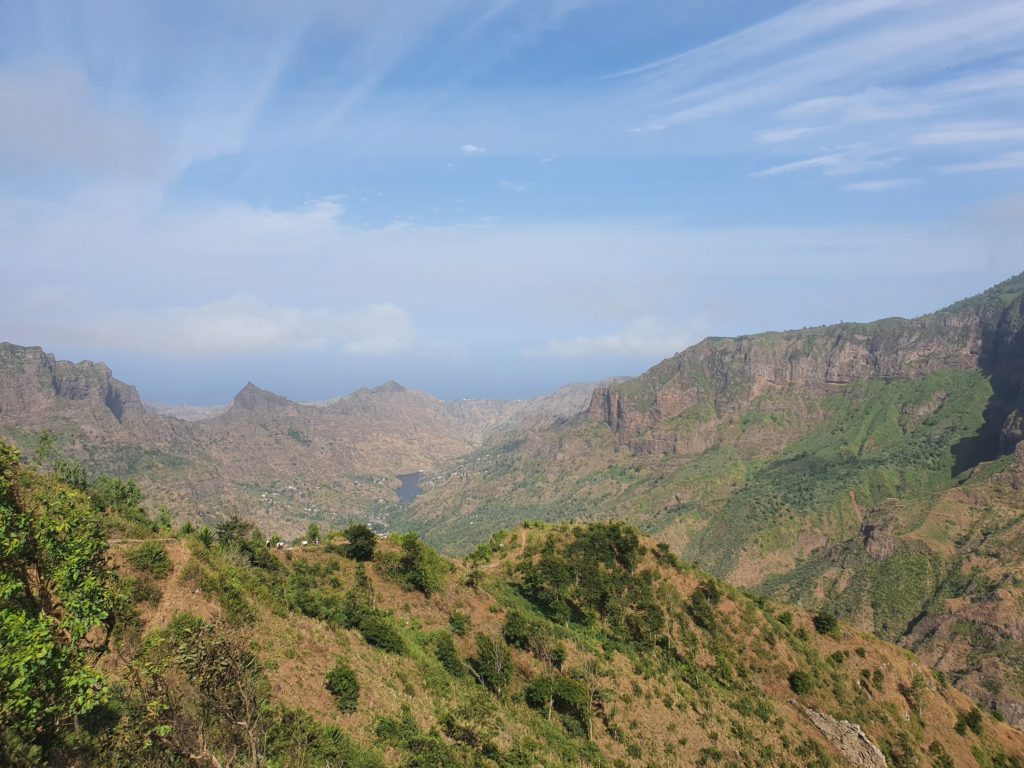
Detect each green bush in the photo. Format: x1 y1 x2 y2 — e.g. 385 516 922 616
788 670 813 695
812 611 839 636
358 614 405 654
341 524 377 562
325 658 359 713
955 706 984 736
433 632 465 677
448 610 470 636
125 541 173 579
470 634 512 694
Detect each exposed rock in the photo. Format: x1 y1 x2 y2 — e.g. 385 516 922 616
860 518 900 561
797 703 887 767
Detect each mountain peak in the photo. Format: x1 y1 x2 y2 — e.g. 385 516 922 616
232 382 290 410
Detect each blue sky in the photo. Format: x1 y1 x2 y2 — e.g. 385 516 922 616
1 0 1022 404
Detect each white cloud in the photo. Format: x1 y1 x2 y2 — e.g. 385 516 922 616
938 151 1024 174
15 293 415 358
525 317 706 359
912 122 1024 146
460 144 486 156
752 145 892 178
752 126 823 144
843 177 919 191
630 1 1024 130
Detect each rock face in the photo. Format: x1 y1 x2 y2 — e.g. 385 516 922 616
0 343 146 427
798 704 887 768
589 275 1024 457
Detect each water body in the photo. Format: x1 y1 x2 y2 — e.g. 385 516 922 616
396 472 424 505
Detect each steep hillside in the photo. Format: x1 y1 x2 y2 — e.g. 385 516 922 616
399 272 1024 724
0 344 600 536
4 446 1022 767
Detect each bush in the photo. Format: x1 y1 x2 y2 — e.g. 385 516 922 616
812 611 839 636
341 524 377 562
125 541 173 579
524 675 589 734
788 670 813 695
358 614 405 654
448 610 470 636
433 632 464 677
955 706 984 736
396 533 447 596
325 658 359 713
470 634 512 694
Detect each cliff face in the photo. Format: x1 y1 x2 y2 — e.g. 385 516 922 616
0 343 146 427
589 275 1024 458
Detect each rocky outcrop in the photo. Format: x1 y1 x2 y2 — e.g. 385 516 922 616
589 274 1024 455
797 704 887 767
0 343 145 426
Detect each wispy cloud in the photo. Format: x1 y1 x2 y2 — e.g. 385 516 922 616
843 177 918 191
460 143 486 156
525 317 706 359
938 151 1024 174
753 126 824 144
752 145 892 178
912 121 1024 146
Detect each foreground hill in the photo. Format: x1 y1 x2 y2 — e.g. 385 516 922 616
3 445 1022 767
397 272 1024 725
0 343 603 535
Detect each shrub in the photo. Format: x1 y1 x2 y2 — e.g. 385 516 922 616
448 610 470 636
955 706 984 736
502 609 533 649
524 675 589 734
788 670 813 695
812 611 839 636
341 524 377 561
325 658 359 713
396 533 447 596
470 634 512 694
358 614 405 654
126 541 173 579
433 632 465 677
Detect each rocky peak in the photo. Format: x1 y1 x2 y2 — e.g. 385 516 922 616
0 342 144 426
231 382 292 412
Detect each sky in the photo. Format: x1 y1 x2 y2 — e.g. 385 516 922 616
1 0 1023 404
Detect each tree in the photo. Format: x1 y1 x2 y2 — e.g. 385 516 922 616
396 533 446 597
0 441 116 763
306 523 320 543
470 634 512 695
341 524 376 562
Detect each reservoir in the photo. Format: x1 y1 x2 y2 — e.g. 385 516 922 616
396 472 424 505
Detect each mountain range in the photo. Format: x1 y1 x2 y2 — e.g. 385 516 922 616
2 272 1024 728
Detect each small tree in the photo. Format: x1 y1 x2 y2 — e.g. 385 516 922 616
341 524 377 562
306 523 320 543
325 659 359 713
470 634 512 695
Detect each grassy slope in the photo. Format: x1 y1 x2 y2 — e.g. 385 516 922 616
98 519 1023 768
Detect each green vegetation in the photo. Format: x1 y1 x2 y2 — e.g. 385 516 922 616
325 658 360 712
0 442 116 765
2 439 1022 766
340 522 377 561
125 540 173 578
